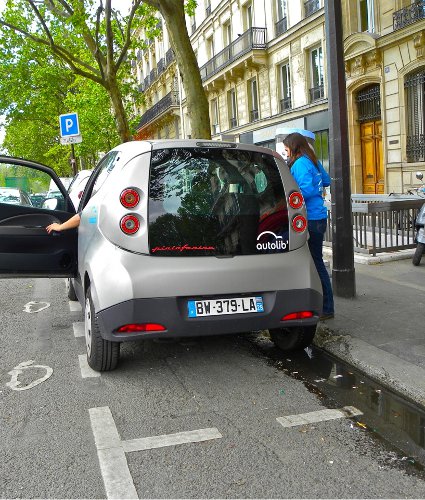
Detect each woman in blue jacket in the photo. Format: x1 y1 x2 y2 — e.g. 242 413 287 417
283 132 334 320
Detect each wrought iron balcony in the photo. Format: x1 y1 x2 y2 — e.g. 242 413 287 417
137 91 180 130
157 58 165 76
200 27 267 82
393 1 425 31
136 49 143 61
309 84 324 102
250 109 259 122
138 83 144 93
229 117 238 129
191 22 196 34
150 68 157 82
206 4 211 16
166 48 175 66
144 75 151 89
304 0 320 18
275 17 288 37
280 96 292 112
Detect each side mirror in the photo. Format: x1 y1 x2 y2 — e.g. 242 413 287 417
416 171 424 181
42 198 58 210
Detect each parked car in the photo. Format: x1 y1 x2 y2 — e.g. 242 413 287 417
0 141 322 371
67 169 93 211
0 186 33 206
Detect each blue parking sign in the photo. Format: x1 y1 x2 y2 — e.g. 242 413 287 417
59 113 80 137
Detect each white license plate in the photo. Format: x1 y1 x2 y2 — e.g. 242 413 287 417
188 296 264 317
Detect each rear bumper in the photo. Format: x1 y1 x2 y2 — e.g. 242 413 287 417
96 288 322 342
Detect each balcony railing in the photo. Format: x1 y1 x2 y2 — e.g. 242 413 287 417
229 117 238 129
150 68 157 82
206 4 211 16
192 22 196 34
275 16 288 37
144 75 151 89
304 0 320 18
137 91 180 129
280 96 292 112
309 84 324 102
393 1 425 30
136 49 143 61
157 58 165 76
166 48 175 66
200 27 267 82
138 83 144 93
250 109 259 122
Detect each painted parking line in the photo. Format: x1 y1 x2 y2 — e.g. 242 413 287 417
122 427 223 453
73 322 85 338
78 354 101 378
69 301 82 312
89 406 223 499
276 406 363 428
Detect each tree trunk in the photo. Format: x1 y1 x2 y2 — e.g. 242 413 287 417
106 76 132 143
158 0 211 139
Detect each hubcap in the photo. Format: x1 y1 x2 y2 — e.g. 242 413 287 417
85 297 92 357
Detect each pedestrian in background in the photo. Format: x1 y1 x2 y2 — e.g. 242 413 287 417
283 132 334 320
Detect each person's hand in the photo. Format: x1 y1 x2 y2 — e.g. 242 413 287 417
46 223 62 234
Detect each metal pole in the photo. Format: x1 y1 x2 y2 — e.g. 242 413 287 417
70 143 77 176
324 0 356 297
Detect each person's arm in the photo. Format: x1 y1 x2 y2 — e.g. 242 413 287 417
290 158 316 200
318 161 331 187
46 214 80 234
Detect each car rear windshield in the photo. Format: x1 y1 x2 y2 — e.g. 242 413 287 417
148 147 289 256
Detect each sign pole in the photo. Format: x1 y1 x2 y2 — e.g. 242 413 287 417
70 143 77 176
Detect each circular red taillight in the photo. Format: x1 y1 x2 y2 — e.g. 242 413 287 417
292 215 307 233
288 191 304 209
120 215 140 235
120 188 140 208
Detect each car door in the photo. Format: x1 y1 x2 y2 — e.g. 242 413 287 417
0 156 77 277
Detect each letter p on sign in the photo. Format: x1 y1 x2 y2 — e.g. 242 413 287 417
59 112 80 137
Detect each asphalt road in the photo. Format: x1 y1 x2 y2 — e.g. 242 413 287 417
1 277 425 499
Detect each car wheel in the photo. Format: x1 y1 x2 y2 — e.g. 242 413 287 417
85 286 120 371
66 278 78 301
269 325 317 352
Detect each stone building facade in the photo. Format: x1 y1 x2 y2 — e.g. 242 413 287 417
133 0 425 194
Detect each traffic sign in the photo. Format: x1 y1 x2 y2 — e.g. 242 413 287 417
60 135 82 145
59 112 80 137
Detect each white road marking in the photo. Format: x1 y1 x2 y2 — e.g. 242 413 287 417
89 407 138 500
73 322 85 338
89 406 223 499
69 301 82 312
78 355 101 378
122 428 223 453
276 406 363 428
23 301 50 313
6 360 53 391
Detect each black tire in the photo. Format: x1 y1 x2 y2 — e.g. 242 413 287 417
85 286 120 371
269 325 317 352
67 278 78 301
413 242 425 266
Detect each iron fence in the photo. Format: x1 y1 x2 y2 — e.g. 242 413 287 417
275 17 288 37
137 91 180 129
309 84 324 102
280 96 291 112
324 196 424 256
305 0 320 18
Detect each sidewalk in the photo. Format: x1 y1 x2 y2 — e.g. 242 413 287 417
314 252 425 409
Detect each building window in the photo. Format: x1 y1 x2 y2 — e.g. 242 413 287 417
248 77 259 122
243 2 253 30
223 22 232 47
314 130 330 172
211 98 220 135
309 46 324 102
279 62 291 112
304 0 320 18
405 69 425 162
275 0 288 36
356 84 381 122
228 88 238 128
359 0 375 33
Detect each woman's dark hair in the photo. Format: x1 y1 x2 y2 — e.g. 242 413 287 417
283 132 318 167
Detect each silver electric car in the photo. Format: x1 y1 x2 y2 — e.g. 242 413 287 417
0 141 322 371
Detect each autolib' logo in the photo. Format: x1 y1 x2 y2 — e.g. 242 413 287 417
256 231 288 251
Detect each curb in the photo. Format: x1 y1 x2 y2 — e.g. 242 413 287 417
323 247 415 265
314 323 425 410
